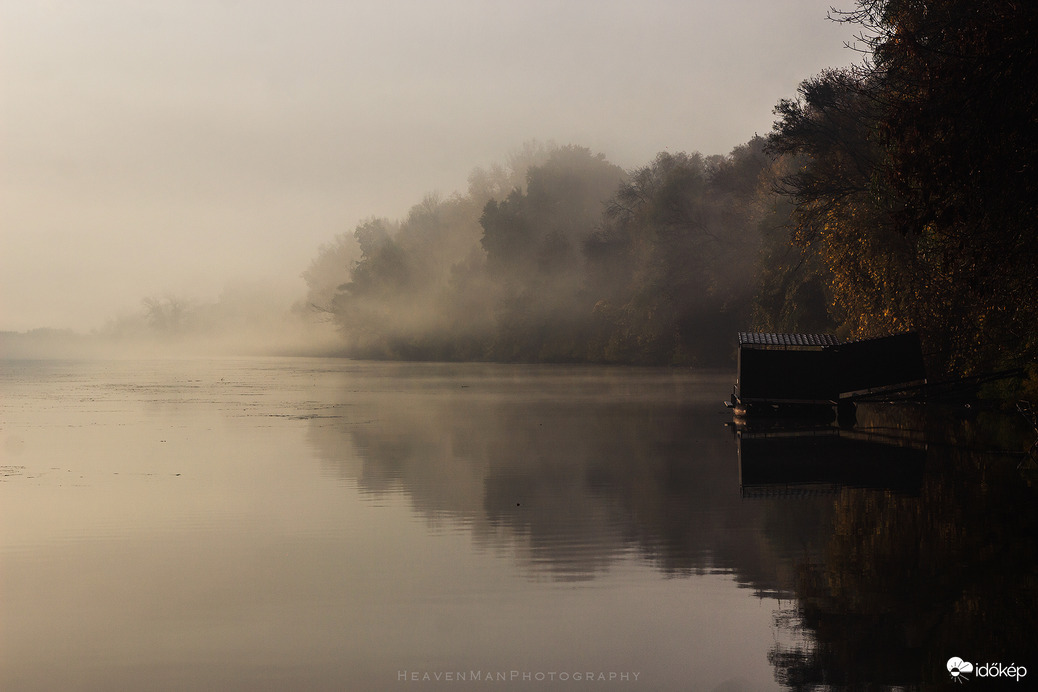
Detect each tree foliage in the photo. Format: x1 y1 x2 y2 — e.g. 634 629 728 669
316 143 768 364
769 0 1038 375
301 0 1036 373
585 144 766 364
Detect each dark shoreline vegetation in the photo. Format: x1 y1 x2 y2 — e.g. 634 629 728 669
299 1 1036 393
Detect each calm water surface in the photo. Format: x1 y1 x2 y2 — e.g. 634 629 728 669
1 358 1035 691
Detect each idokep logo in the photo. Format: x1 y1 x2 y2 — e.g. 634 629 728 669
947 657 1028 683
947 658 974 683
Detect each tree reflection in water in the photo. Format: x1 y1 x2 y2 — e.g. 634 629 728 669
304 369 1037 689
768 405 1038 690
305 367 831 587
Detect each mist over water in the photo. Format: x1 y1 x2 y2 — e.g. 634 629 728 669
1 1 861 339
3 141 766 367
0 283 343 360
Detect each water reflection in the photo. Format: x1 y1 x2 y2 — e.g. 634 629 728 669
4 360 1034 690
764 405 1038 690
308 377 1038 688
305 367 831 589
737 425 926 497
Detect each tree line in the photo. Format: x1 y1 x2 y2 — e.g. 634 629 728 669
305 142 766 365
304 0 1037 377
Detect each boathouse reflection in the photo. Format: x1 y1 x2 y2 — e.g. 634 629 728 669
735 424 926 498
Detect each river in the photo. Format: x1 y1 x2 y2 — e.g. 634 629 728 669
1 358 1034 690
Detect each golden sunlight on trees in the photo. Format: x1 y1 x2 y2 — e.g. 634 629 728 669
768 0 1038 376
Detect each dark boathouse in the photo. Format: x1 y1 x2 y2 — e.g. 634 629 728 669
731 332 927 416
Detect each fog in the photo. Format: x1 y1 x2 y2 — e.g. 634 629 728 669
1 0 860 350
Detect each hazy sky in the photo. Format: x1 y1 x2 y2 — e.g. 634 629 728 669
1 0 861 332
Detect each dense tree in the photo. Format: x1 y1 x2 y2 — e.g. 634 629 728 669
586 143 767 364
323 145 562 360
767 69 920 341
870 0 1038 373
768 0 1038 375
749 149 836 335
477 146 626 361
312 142 768 364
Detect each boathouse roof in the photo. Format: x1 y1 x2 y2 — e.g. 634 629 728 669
734 331 926 404
737 332 841 349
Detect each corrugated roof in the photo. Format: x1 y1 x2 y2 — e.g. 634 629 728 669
738 332 841 348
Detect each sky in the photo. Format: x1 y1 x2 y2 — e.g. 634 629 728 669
1 0 863 333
